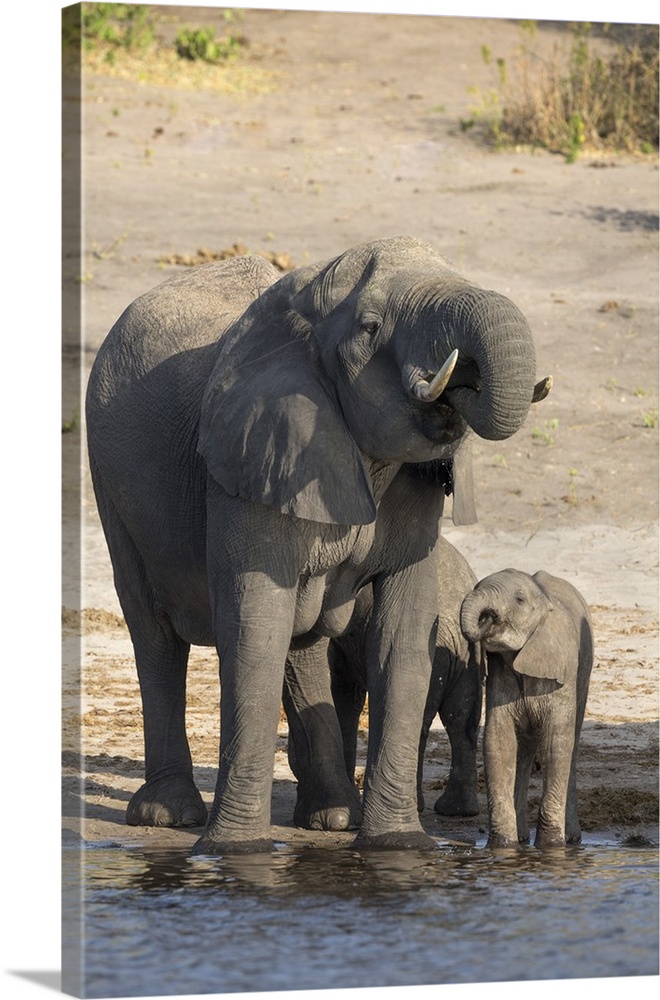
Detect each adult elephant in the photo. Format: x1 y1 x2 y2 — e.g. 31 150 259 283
86 236 549 854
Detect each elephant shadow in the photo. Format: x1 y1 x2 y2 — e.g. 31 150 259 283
62 748 299 831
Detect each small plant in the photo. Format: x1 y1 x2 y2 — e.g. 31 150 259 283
493 453 508 468
175 25 244 64
531 418 559 446
62 412 79 434
642 409 658 429
566 111 585 163
564 467 580 505
92 228 129 260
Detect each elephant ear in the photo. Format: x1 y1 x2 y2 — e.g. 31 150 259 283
512 603 577 685
451 433 477 526
197 306 377 525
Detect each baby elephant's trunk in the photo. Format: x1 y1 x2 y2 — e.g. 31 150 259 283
460 591 498 643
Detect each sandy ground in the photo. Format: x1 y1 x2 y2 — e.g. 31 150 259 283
62 7 659 851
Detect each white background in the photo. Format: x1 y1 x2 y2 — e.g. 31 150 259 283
3 1 657 998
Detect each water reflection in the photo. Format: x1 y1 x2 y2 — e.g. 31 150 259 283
65 841 659 998
82 839 621 899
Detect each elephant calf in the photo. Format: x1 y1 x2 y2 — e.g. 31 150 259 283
460 568 593 848
298 535 482 821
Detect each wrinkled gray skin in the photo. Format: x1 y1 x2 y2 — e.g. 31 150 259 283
86 236 543 855
460 569 593 849
295 536 481 822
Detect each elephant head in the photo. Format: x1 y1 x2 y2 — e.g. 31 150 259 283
198 236 549 526
460 569 575 684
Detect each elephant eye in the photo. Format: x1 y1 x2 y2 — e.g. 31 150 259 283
515 593 526 605
361 319 381 336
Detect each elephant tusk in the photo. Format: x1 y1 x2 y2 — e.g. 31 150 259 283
532 375 553 403
412 348 459 402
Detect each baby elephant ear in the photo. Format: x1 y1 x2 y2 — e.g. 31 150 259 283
197 307 377 526
512 603 577 685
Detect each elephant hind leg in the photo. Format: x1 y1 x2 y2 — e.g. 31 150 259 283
285 640 363 832
534 727 575 848
91 472 206 828
514 739 536 843
433 668 481 817
564 752 582 843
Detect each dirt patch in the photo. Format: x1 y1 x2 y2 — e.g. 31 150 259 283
156 240 296 269
63 8 658 851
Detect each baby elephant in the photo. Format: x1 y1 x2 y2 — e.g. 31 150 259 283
328 536 482 819
460 569 593 848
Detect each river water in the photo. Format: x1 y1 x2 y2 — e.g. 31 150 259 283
63 836 658 998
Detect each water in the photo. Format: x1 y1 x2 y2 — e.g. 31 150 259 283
63 837 658 998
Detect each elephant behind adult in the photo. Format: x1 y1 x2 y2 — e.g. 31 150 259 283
86 236 547 854
297 535 481 825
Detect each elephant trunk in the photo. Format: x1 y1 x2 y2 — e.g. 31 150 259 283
444 288 537 441
406 284 538 442
460 589 499 644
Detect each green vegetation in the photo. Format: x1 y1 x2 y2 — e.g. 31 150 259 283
175 25 243 64
63 3 155 55
642 409 658 429
468 21 658 160
564 467 580 505
531 418 559 446
62 412 79 434
62 4 273 93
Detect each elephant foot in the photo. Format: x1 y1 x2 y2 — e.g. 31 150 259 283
534 817 568 848
534 832 567 848
486 831 523 850
565 825 582 845
293 789 363 831
191 834 273 856
127 776 207 828
353 829 439 851
433 789 480 817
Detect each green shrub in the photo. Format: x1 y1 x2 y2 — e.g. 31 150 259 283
174 25 244 64
63 3 155 52
471 22 659 159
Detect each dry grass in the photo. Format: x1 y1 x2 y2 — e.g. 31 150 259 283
78 42 280 95
472 22 659 160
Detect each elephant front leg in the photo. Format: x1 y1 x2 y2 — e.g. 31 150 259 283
354 571 439 851
483 700 521 849
284 638 362 832
193 577 298 856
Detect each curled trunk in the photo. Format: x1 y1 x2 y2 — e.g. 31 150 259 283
403 282 538 442
460 589 498 643
441 288 537 441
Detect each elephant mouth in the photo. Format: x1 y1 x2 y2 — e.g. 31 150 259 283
415 393 469 448
477 613 523 653
405 352 485 447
